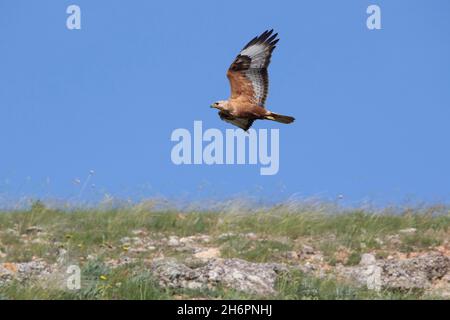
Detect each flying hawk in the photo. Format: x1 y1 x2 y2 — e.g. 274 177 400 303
210 29 295 131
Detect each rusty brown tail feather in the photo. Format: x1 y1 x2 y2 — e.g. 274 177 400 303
265 112 295 124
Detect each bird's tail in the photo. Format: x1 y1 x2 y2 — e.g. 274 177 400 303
265 112 295 124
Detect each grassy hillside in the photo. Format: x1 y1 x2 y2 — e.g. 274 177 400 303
0 202 449 299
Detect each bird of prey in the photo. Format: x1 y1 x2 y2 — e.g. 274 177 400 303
210 29 295 131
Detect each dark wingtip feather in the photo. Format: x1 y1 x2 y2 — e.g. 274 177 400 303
268 32 278 41
260 30 278 45
243 29 280 49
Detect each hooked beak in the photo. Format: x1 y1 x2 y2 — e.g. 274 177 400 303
210 104 216 109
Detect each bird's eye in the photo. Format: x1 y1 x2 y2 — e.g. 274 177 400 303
215 102 219 105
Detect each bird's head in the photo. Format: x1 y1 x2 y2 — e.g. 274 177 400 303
210 100 228 111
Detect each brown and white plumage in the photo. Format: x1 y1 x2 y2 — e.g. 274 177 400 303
211 30 295 131
228 29 278 106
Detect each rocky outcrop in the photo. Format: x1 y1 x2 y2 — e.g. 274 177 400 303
0 260 54 286
151 258 288 296
338 253 450 292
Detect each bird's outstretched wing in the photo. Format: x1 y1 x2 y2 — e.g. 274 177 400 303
227 30 279 107
218 111 254 131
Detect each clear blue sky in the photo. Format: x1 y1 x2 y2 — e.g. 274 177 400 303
1 0 450 206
